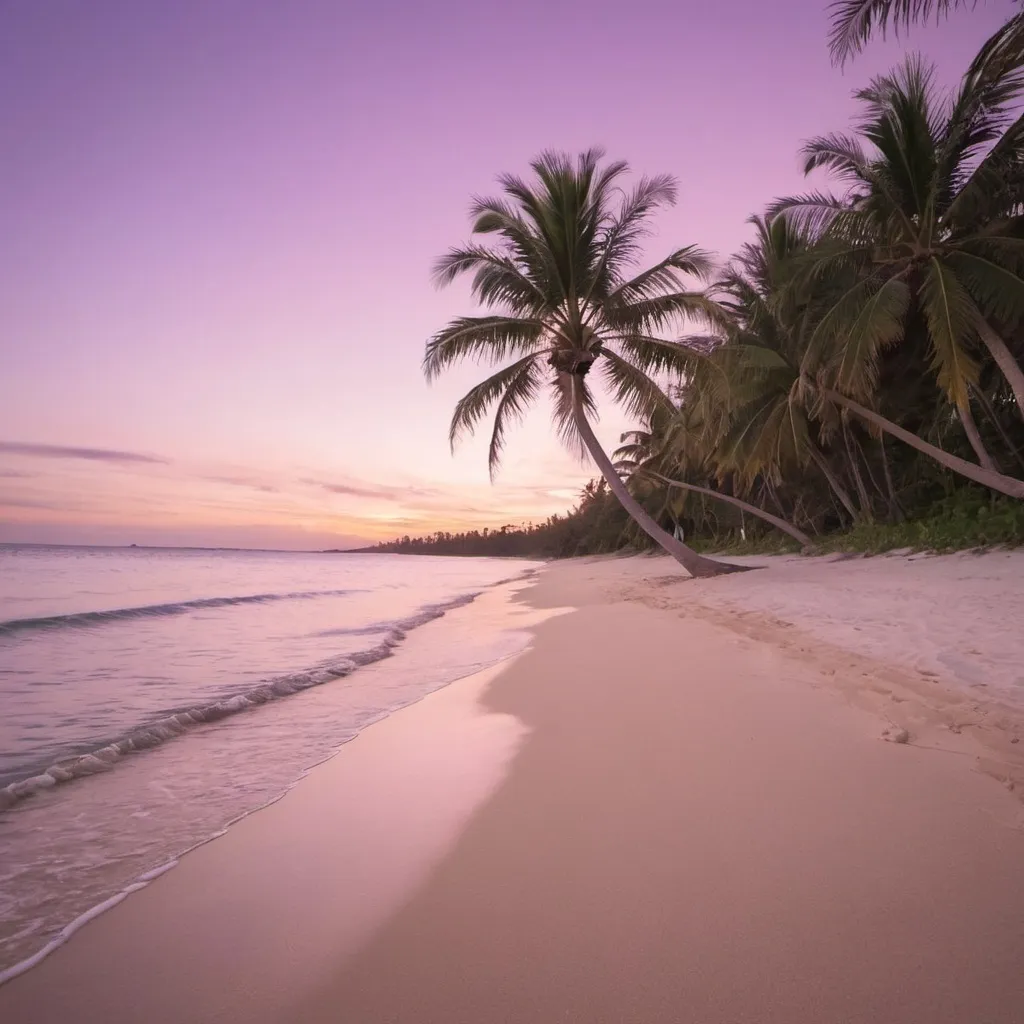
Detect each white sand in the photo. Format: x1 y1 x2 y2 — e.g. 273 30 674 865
595 549 1024 707
2 551 1023 1023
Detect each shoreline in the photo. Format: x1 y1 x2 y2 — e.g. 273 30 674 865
0 571 549 986
4 552 1024 1021
0 578 564 1021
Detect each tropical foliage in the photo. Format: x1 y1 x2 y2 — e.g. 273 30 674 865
608 35 1024 551
424 149 747 576
414 9 1024 564
827 0 1024 68
352 481 636 559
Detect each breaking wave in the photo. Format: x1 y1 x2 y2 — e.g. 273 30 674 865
0 593 479 811
0 589 362 638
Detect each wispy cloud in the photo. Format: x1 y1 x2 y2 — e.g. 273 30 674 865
202 474 280 494
0 441 169 465
308 479 394 500
302 477 443 502
0 495 74 511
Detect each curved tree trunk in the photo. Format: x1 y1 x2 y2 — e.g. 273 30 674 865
958 401 997 471
978 319 1024 422
822 389 1024 500
808 446 859 521
645 471 813 550
569 382 748 577
975 386 1024 474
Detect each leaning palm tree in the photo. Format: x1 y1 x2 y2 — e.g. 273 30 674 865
774 55 1024 500
424 149 745 577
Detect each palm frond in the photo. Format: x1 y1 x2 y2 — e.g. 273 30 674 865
606 290 728 335
610 333 710 378
944 109 1024 231
590 174 679 298
719 392 794 484
829 0 972 66
770 192 865 240
965 12 1024 90
947 248 1024 327
944 21 1024 173
447 353 543 456
424 316 545 381
485 359 545 478
433 246 547 314
801 132 873 183
550 372 597 462
605 246 715 304
919 257 981 406
809 276 911 397
599 349 675 421
467 196 561 300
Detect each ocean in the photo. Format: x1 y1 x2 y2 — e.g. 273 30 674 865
0 545 541 978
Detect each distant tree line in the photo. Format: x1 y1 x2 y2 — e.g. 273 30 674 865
344 481 643 559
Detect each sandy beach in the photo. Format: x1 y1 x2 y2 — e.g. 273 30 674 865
3 552 1024 1023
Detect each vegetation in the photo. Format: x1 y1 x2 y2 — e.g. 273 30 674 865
351 481 637 559
815 489 1024 552
827 0 1024 69
354 477 1024 560
424 150 747 577
398 4 1024 566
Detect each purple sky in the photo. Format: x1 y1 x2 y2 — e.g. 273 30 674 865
0 0 1012 548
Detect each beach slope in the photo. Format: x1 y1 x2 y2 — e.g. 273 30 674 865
3 553 1024 1023
292 556 1024 1023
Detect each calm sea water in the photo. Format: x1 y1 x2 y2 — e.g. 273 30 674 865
0 545 540 976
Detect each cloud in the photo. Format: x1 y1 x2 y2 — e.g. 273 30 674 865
202 474 280 494
302 477 443 503
310 479 393 500
0 495 73 511
0 441 169 465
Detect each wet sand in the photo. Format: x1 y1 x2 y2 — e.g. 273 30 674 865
4 555 1024 1022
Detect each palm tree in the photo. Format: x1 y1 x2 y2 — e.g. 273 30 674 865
774 55 1024 500
424 150 746 577
707 216 866 520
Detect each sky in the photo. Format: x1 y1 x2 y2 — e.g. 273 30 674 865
0 0 1013 549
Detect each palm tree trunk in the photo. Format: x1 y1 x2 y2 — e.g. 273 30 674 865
977 319 1024 422
958 401 997 471
975 386 1024 474
569 382 747 577
822 388 1024 500
842 421 874 522
766 480 788 518
880 440 905 523
853 433 889 507
808 446 859 521
645 471 813 550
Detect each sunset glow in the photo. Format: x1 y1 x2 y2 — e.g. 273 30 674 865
0 0 1007 548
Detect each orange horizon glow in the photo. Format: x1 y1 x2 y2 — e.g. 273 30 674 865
1 4 1005 549
0 437 599 549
